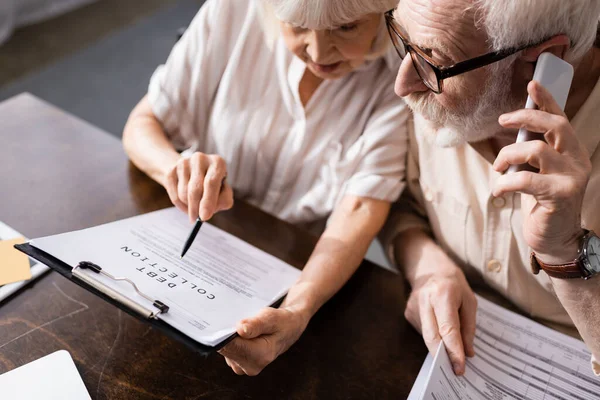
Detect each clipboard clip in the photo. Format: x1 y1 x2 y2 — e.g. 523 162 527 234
73 261 169 319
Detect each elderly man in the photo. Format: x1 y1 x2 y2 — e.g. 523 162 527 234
383 0 600 376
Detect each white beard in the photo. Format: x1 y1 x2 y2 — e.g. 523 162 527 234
405 58 521 148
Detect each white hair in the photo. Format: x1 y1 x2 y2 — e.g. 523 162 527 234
473 0 600 63
258 0 397 58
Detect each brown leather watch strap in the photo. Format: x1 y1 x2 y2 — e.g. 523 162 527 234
530 253 584 279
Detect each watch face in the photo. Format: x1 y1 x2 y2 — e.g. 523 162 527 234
585 234 600 274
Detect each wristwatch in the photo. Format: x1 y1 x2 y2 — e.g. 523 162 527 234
531 230 600 279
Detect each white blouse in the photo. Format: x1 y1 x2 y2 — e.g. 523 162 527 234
148 0 409 225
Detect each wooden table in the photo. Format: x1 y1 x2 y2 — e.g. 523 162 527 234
0 93 427 399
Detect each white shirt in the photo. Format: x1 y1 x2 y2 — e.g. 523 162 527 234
147 0 408 226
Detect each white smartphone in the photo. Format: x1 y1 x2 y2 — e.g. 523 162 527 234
507 52 574 173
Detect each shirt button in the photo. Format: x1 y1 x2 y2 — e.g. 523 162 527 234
424 187 434 202
492 196 506 208
487 259 502 273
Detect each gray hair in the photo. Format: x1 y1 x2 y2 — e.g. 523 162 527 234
259 0 397 59
473 0 600 63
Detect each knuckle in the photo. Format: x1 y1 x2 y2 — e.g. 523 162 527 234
176 157 187 169
422 329 441 345
470 294 478 308
259 353 274 368
206 173 222 186
532 140 547 154
556 117 571 132
403 306 412 321
516 172 533 188
211 155 227 169
189 177 203 192
438 322 458 338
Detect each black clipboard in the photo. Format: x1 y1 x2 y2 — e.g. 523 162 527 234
15 242 245 356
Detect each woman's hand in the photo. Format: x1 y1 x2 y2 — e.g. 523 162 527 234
217 196 390 376
218 306 310 376
163 152 234 222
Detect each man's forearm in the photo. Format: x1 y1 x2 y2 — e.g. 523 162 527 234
552 278 600 361
394 228 460 286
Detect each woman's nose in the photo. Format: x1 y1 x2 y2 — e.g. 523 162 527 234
305 30 334 63
394 55 429 97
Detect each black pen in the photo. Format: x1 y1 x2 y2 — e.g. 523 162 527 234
180 176 227 259
180 218 203 258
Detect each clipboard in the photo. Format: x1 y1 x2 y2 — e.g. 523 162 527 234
14 242 248 355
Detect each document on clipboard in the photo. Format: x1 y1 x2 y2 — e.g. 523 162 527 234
16 208 301 350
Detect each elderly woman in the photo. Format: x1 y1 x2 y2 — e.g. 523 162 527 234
123 0 406 375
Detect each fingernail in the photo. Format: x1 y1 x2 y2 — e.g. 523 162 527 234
499 114 509 123
242 324 249 335
453 363 463 375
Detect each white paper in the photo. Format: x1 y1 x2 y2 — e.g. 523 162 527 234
0 350 91 400
32 207 301 346
413 295 600 400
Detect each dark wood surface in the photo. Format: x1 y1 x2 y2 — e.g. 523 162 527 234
0 93 427 399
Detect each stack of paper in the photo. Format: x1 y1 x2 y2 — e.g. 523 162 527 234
409 295 600 400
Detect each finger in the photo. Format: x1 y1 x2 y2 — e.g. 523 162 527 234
460 294 478 358
404 294 422 333
176 160 191 206
432 297 466 375
220 337 270 376
499 110 577 155
418 296 441 357
499 108 565 135
493 140 560 173
230 360 246 375
237 308 282 339
164 168 186 212
219 338 251 364
187 154 209 222
528 80 566 117
493 171 554 198
217 183 235 211
199 156 227 221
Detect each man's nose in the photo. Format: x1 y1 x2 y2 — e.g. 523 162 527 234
395 55 429 97
306 30 333 63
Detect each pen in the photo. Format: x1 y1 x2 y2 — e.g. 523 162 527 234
180 218 203 258
180 175 227 259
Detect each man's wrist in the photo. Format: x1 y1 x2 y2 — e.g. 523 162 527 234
533 230 584 265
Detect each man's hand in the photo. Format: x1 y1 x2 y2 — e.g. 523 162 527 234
493 81 592 264
163 152 234 223
401 236 478 376
218 306 309 376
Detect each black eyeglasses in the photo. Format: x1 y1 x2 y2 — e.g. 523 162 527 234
385 10 534 94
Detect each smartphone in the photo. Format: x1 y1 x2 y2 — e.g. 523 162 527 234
507 52 574 173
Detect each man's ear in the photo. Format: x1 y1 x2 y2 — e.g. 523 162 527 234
520 34 571 62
